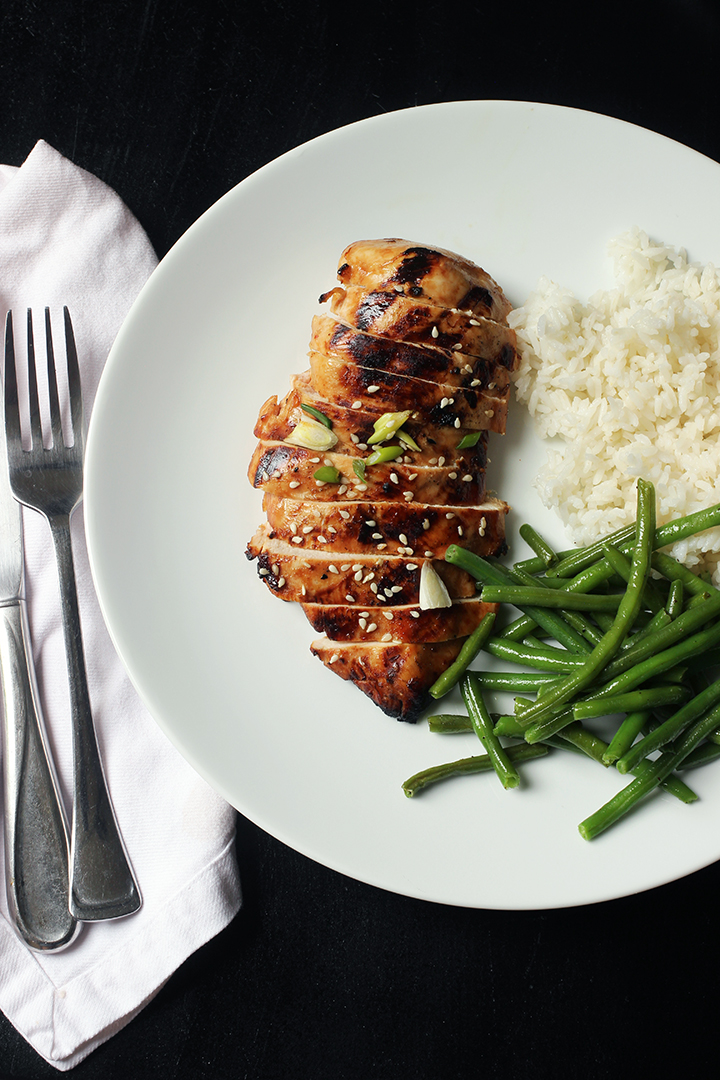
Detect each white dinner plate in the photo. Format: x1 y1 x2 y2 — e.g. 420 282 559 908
85 101 720 909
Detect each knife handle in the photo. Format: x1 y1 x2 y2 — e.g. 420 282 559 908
0 599 79 950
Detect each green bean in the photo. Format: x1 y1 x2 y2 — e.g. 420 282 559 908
599 592 720 682
461 674 521 789
651 550 719 598
507 565 599 652
428 613 496 699
427 713 473 733
601 543 665 614
615 676 720 774
572 685 690 722
401 743 549 797
601 711 652 765
511 479 656 731
548 499 720 579
455 669 562 693
519 523 557 567
679 742 720 770
665 579 684 618
480 585 624 612
578 699 720 839
484 638 587 672
446 549 592 653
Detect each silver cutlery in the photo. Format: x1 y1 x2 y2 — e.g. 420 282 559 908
4 308 141 922
0 313 78 951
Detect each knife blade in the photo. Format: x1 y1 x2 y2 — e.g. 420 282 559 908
1 310 78 950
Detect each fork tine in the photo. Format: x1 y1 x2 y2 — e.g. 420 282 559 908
4 311 22 450
63 308 84 450
45 308 64 449
26 310 43 451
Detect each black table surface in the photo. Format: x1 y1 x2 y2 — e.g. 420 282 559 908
3 1 720 1076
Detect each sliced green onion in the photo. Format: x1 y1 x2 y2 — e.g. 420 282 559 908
365 444 404 466
300 403 332 428
457 431 483 449
352 459 366 482
313 466 341 483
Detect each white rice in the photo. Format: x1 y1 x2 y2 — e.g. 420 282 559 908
508 227 720 583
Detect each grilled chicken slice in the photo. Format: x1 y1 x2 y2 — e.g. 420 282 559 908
318 292 517 374
248 441 486 504
254 374 488 462
302 597 495 643
310 637 468 722
310 314 515 392
334 239 512 323
246 526 475 606
308 351 509 433
262 495 507 558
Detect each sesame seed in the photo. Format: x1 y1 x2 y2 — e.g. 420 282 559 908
404 492 414 501
346 594 355 602
315 480 326 487
390 473 399 484
411 610 420 618
372 532 383 539
458 526 463 536
446 512 456 519
272 470 282 478
339 510 350 520
357 443 368 451
464 364 473 373
470 379 481 387
384 589 394 598
383 611 394 620
449 472 458 480
438 457 445 467
359 618 367 629
329 653 339 664
290 522 298 534
259 568 269 576
365 520 376 526
328 526 337 534
351 400 362 409
382 632 393 642
367 385 380 393
328 565 339 574
350 434 359 443
317 535 327 543
462 474 473 482
452 344 463 351
391 585 403 594
394 284 404 293
423 519 430 530
431 325 439 338
399 533 408 545
352 564 362 571
272 564 280 575
324 456 333 466
376 543 387 550
340 564 351 572
354 571 363 582
301 585 307 595
429 457 438 465
292 536 303 544
440 397 449 408
359 611 370 618
480 517 487 528
277 577 285 588
406 563 418 571
338 485 348 494
367 623 377 633
408 473 418 481
289 480 301 488
469 318 480 326
364 573 375 582
377 593 387 602
370 582 378 593
309 457 321 464
424 550 434 557
454 418 461 428
355 483 368 492
302 525 313 533
488 382 496 390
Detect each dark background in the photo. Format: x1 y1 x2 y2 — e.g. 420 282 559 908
2 0 720 1076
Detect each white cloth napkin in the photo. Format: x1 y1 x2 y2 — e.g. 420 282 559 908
0 141 242 1070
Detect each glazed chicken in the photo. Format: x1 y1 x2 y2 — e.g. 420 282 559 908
246 239 518 721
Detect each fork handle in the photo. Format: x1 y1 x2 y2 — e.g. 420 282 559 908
0 599 79 950
48 513 142 921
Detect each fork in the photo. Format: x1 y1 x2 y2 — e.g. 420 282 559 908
4 308 141 921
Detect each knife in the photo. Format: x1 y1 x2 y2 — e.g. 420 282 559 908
1 311 78 950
